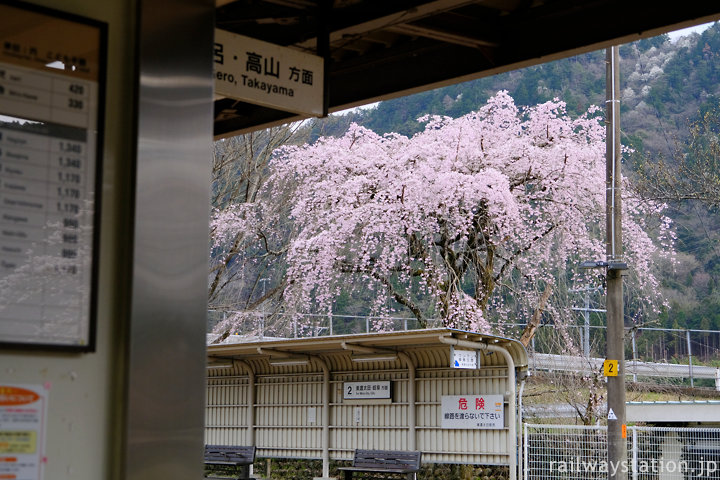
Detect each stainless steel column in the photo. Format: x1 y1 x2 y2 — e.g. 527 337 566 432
124 0 214 479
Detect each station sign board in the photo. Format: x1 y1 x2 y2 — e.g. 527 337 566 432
214 29 324 116
343 381 391 400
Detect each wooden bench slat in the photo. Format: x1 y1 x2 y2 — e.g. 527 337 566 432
338 449 421 479
339 467 417 473
204 446 256 480
204 445 255 465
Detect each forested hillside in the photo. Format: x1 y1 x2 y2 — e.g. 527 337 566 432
211 24 720 362
330 27 720 152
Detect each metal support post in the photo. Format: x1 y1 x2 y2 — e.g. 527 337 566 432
631 427 638 480
631 330 637 383
687 330 694 388
584 290 590 357
259 278 269 338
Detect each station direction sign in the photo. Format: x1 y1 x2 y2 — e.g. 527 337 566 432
214 29 324 116
343 381 391 400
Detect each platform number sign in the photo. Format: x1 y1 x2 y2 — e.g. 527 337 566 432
603 359 619 377
344 381 391 400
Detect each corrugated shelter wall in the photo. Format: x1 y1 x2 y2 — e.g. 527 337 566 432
416 367 509 464
330 368 410 458
414 346 510 465
206 365 251 446
255 371 324 459
205 375 249 445
205 340 513 466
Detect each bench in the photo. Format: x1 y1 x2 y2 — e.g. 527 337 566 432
338 449 422 480
204 445 256 480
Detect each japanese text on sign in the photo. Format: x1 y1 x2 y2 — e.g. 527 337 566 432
441 395 504 429
214 29 324 116
344 381 391 400
451 346 479 369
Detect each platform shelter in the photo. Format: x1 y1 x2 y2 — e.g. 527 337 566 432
206 328 529 479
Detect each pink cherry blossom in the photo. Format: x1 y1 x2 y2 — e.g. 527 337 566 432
216 92 673 334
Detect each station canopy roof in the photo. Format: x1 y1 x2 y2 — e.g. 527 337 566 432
214 0 720 138
207 328 529 373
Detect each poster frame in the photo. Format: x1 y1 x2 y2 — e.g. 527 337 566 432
0 0 107 352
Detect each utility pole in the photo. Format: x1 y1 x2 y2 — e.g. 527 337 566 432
605 45 628 480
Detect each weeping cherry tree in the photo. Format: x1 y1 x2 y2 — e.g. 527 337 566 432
214 91 674 336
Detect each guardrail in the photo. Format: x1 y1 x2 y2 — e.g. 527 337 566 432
208 310 720 389
531 352 720 390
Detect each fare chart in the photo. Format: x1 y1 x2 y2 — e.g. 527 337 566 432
0 1 105 350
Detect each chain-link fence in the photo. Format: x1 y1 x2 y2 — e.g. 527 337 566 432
524 423 720 480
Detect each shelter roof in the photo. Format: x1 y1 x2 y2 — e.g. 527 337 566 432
207 328 528 373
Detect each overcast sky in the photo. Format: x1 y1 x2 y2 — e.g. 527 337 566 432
667 21 715 40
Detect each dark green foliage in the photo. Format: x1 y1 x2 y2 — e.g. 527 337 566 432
620 34 670 56
249 459 508 480
640 24 720 120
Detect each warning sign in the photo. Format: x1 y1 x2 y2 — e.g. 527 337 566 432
441 395 504 429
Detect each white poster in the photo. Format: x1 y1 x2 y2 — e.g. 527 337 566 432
0 384 48 480
441 394 504 429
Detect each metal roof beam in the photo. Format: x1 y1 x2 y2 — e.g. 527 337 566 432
386 23 497 48
340 341 397 355
296 0 486 50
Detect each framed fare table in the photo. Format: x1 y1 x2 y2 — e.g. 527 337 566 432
0 1 106 350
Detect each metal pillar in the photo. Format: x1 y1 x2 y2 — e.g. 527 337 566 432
125 1 214 479
631 330 637 383
687 330 694 388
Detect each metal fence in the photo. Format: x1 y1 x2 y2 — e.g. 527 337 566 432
524 423 720 480
208 311 720 388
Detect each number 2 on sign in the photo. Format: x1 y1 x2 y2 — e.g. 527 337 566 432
604 359 618 377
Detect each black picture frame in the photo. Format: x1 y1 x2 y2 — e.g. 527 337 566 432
0 0 107 352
